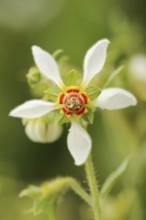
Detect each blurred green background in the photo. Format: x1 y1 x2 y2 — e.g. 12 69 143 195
1 0 146 219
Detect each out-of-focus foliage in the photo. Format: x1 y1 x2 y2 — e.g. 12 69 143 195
1 0 146 219
0 0 65 31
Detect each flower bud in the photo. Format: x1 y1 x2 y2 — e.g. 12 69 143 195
27 67 41 85
24 119 63 143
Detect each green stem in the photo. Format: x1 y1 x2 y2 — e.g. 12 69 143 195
68 178 92 206
85 154 102 220
47 203 56 220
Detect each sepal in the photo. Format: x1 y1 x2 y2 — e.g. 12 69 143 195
55 111 70 124
44 85 61 102
63 69 82 86
82 108 94 124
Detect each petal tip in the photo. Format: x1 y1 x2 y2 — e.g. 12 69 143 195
9 111 13 117
74 161 83 166
9 109 18 118
74 154 90 166
31 45 40 54
102 38 110 44
132 96 137 106
97 38 110 48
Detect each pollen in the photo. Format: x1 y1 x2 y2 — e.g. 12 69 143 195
58 87 89 116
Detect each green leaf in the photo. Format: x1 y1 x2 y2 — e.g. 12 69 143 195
63 69 82 86
100 157 129 199
103 65 124 88
85 86 100 100
19 185 42 199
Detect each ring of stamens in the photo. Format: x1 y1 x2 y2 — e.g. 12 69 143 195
58 87 88 116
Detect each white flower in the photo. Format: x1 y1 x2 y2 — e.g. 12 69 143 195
129 54 146 82
9 39 137 166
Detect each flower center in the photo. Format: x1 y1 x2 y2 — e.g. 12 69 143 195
58 87 88 116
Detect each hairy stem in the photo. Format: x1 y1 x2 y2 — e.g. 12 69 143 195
85 154 102 220
68 178 92 206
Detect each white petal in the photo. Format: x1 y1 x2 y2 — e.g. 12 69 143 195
83 39 110 86
32 46 64 88
67 123 92 166
96 88 137 110
9 100 56 119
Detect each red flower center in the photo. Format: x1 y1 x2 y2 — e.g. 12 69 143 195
59 88 88 116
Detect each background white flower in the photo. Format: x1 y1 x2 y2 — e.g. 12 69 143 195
129 54 146 82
